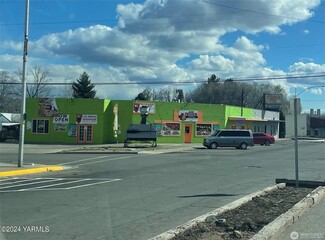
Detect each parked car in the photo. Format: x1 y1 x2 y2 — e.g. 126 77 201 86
253 133 275 146
0 123 20 142
203 129 254 150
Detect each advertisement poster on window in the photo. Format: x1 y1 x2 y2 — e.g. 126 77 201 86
39 98 59 117
68 124 76 137
54 124 67 132
196 123 212 136
178 110 198 122
133 102 155 114
154 123 162 136
162 122 180 136
76 114 97 124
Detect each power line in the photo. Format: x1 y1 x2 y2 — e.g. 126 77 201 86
201 0 325 24
2 73 325 85
2 1 324 27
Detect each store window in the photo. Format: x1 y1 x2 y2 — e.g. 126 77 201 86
32 119 49 134
162 122 180 136
196 123 212 136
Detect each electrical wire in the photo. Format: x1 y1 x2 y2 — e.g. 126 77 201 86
2 73 325 85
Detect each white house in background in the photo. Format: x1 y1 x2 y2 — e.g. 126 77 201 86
253 109 280 138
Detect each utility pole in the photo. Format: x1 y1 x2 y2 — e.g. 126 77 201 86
293 85 325 187
18 0 29 167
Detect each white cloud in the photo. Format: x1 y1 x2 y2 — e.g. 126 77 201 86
0 0 323 101
310 88 323 95
289 62 325 74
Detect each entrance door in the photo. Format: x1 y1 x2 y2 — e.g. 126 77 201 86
77 125 93 144
184 124 192 143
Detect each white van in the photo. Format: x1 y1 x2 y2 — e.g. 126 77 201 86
203 129 254 150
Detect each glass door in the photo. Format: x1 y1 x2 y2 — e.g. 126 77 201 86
77 125 93 144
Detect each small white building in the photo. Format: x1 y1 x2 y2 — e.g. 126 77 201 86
285 114 307 138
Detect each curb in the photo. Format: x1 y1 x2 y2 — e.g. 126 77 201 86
56 146 195 155
0 165 66 177
250 186 325 240
148 183 286 240
149 184 325 240
56 151 139 154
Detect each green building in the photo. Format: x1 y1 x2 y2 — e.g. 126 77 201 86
25 98 280 144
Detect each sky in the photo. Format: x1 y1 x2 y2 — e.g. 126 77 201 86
0 0 325 113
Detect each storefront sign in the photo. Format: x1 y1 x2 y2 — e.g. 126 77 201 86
76 114 97 124
178 110 198 122
53 115 69 124
133 102 155 114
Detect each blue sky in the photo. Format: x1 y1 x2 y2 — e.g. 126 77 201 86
0 0 324 113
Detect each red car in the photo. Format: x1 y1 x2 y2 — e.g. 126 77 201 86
253 133 275 146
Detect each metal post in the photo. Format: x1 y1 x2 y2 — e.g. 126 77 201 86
18 0 30 167
292 85 325 188
293 97 299 187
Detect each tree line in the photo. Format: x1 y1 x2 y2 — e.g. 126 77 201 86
1 67 289 114
135 74 289 112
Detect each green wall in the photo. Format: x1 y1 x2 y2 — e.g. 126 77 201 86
224 105 254 129
25 98 107 144
129 101 227 144
25 98 258 144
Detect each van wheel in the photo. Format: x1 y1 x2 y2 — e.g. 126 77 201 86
240 142 248 150
210 142 218 149
264 140 271 146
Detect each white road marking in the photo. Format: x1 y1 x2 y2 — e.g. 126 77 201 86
20 179 90 191
76 156 133 166
66 179 122 189
61 156 108 165
0 177 122 193
0 177 18 182
0 178 37 186
0 178 63 190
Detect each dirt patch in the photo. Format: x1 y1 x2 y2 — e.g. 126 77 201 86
172 187 313 240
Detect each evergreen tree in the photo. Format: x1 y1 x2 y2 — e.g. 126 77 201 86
72 72 97 98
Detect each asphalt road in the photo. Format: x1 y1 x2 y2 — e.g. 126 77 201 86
0 141 324 240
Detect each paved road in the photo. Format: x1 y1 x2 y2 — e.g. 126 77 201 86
0 141 324 240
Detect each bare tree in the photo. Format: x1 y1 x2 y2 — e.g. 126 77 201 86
62 79 73 98
27 66 52 98
0 71 20 112
12 66 52 98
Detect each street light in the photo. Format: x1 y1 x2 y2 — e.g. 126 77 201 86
293 85 325 187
